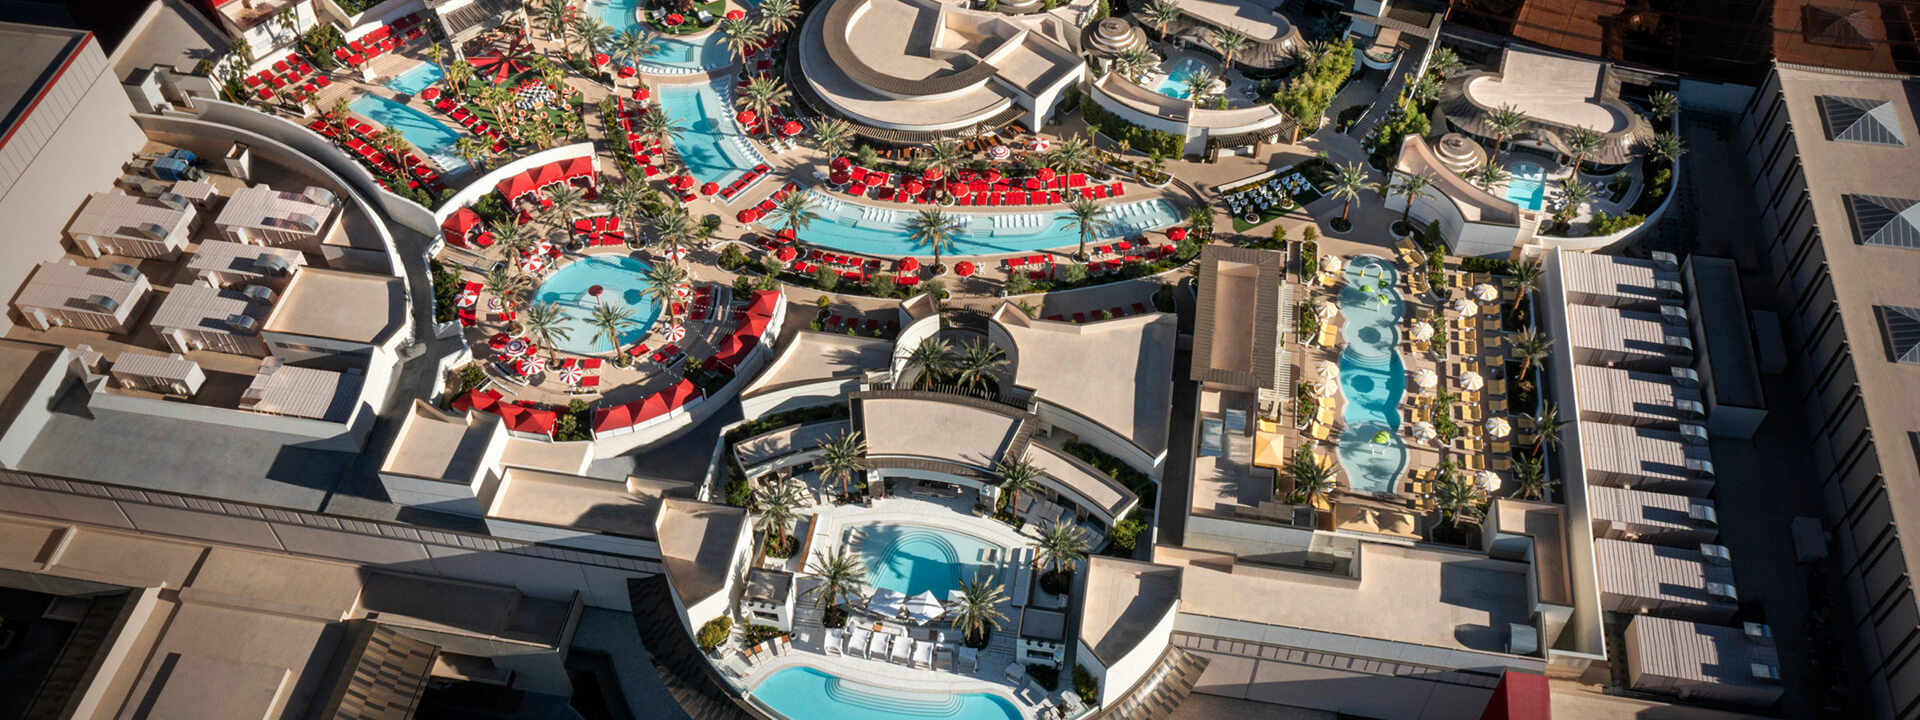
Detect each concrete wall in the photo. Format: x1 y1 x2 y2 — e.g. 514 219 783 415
84 374 375 451
1031 398 1163 480
483 517 663 560
1386 187 1525 259
0 350 72 469
1090 597 1179 707
739 377 859 419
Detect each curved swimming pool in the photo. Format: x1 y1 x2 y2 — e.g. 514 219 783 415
657 80 765 188
1335 256 1408 494
1151 56 1215 100
1505 162 1546 211
530 255 664 355
802 191 1181 257
585 0 747 73
849 523 1002 597
348 94 468 172
755 667 1021 720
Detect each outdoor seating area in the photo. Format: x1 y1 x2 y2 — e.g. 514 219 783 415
833 622 956 671
305 115 452 195
330 14 432 69
246 52 328 104
826 156 1124 207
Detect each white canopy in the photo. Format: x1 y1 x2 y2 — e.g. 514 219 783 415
905 590 945 625
868 588 905 618
1408 320 1434 341
1408 421 1437 443
1452 298 1480 316
1314 302 1339 320
1459 371 1485 391
1317 363 1341 380
1412 367 1438 390
1312 379 1339 397
1471 283 1499 302
1485 416 1512 438
1321 254 1345 274
1475 469 1501 492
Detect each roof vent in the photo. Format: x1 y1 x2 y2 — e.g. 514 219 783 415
1649 251 1679 271
1670 367 1700 388
1680 424 1709 445
155 192 189 210
1660 305 1689 325
1744 622 1774 645
225 314 258 333
84 294 121 313
254 254 293 275
1655 279 1684 298
1699 543 1733 565
1689 502 1719 527
1674 398 1706 419
302 186 338 206
1750 663 1781 682
134 222 171 241
1664 334 1694 353
1686 458 1715 478
106 263 140 282
1707 582 1739 601
243 285 275 303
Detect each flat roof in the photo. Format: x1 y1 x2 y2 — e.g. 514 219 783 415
1626 616 1780 690
1557 251 1678 306
0 340 62 440
746 331 891 393
1191 246 1284 390
656 498 747 606
1686 257 1765 408
1573 365 1698 426
1174 0 1292 41
798 0 1021 130
498 436 594 474
380 400 499 483
1463 50 1630 132
1489 499 1571 606
1577 421 1711 486
995 305 1176 455
214 184 336 233
15 261 145 313
1595 539 1737 613
242 362 361 421
488 468 684 539
149 284 269 336
186 239 306 279
734 420 852 469
1080 556 1181 664
111 0 229 83
1588 484 1713 536
856 393 1024 470
1029 443 1135 518
264 267 404 344
0 22 88 147
745 568 793 604
67 192 191 242
1566 305 1680 359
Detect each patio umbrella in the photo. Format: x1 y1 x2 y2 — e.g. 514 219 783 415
950 183 972 198
1320 254 1344 274
736 209 759 223
700 181 719 196
665 13 683 25
1167 227 1187 241
502 338 528 357
521 254 545 273
420 87 441 101
782 120 802 137
1485 416 1512 438
1313 302 1338 320
903 180 925 196
777 228 797 241
456 289 479 307
514 356 541 376
1452 298 1480 316
1412 367 1438 390
619 65 636 78
662 323 687 342
988 145 1010 160
1459 371 1485 392
664 245 689 262
868 588 905 618
955 261 977 277
897 256 920 272
673 283 693 299
533 239 553 256
923 166 942 181
1408 320 1434 341
904 591 945 625
831 156 851 170
986 169 1003 182
776 246 797 262
489 332 511 349
592 52 609 66
1472 283 1499 302
830 169 851 185
736 109 756 126
634 86 650 101
1028 137 1051 152
1475 470 1501 493
1311 378 1339 398
558 365 584 384
725 8 744 19
1037 167 1056 182
1316 363 1340 380
1408 421 1437 443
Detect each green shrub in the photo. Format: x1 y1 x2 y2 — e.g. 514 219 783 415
1006 272 1033 295
813 265 840 292
1272 39 1355 131
696 616 732 651
1080 98 1184 157
1585 210 1645 236
718 244 749 270
1057 263 1088 283
429 260 461 323
1074 664 1099 705
457 363 487 394
1459 257 1512 274
867 275 898 298
1108 510 1146 552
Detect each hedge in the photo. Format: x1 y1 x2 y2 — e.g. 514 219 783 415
1080 97 1184 158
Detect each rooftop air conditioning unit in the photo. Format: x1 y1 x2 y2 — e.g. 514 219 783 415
1675 398 1706 419
134 222 171 241
1671 367 1700 388
303 187 338 206
1689 502 1719 527
253 254 293 275
1707 582 1739 601
84 294 120 313
1750 664 1781 682
1650 251 1680 271
1655 279 1685 298
1686 458 1716 478
243 285 275 303
106 263 140 282
155 192 188 210
1680 424 1709 445
1744 622 1774 645
1660 305 1689 325
1699 543 1733 565
1664 334 1694 353
226 314 258 333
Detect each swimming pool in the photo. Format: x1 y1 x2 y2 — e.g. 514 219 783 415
385 62 444 95
1335 256 1408 495
849 523 1002 597
801 191 1181 257
585 0 739 72
347 94 469 172
1151 57 1213 100
755 667 1020 720
657 80 764 188
530 255 665 355
1505 162 1546 211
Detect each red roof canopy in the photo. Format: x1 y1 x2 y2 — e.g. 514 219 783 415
745 290 780 319
593 402 634 432
633 392 672 424
1478 671 1550 720
442 207 483 244
660 379 700 409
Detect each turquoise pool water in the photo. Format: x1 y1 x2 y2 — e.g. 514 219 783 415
1152 57 1213 100
347 94 468 172
1505 162 1546 211
755 667 1021 720
1335 256 1408 495
586 0 740 71
530 255 664 355
849 523 1001 597
385 62 443 95
657 79 762 187
802 192 1181 257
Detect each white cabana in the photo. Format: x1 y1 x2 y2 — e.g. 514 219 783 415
1485 416 1511 438
868 588 905 618
1412 367 1438 390
1408 320 1434 341
905 590 945 625
1471 283 1499 302
1408 421 1437 443
1459 371 1485 392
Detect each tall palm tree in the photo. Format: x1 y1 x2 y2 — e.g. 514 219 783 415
1555 179 1595 225
1210 28 1251 69
1109 46 1157 81
570 16 614 57
1432 462 1488 529
906 208 960 271
600 180 646 230
750 478 804 556
453 136 494 170
906 336 953 388
375 125 412 172
611 28 661 69
1530 403 1567 459
1649 91 1679 123
638 109 686 145
1507 259 1542 311
586 301 638 357
639 261 690 309
1285 446 1336 505
1182 68 1217 107
925 139 965 179
446 60 475 101
767 190 820 237
756 0 801 34
540 0 574 42
719 18 768 65
1403 72 1441 105
491 221 534 269
1487 104 1525 152
1045 134 1095 175
482 267 529 308
1507 328 1551 378
1647 131 1686 166
1511 456 1554 501
1142 0 1181 36
804 546 868 617
425 43 450 80
329 97 352 124
651 205 698 260
520 302 571 362
545 184 585 239
1563 126 1602 172
1426 46 1463 78
815 430 868 500
1032 520 1089 580
1329 161 1374 223
1059 196 1112 260
993 455 1041 514
950 575 1009 645
1471 163 1510 191
1390 171 1437 230
952 340 1007 392
811 117 856 159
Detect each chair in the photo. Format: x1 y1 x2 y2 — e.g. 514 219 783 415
826 628 843 655
890 635 913 664
1004 662 1027 684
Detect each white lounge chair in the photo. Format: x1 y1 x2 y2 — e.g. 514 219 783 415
868 631 890 660
1003 662 1026 684
773 636 791 656
913 639 933 668
847 627 871 657
890 635 913 664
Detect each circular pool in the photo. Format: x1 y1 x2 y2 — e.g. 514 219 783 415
530 254 663 355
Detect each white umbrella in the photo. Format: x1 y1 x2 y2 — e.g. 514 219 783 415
1485 416 1512 438
664 246 690 262
1408 421 1436 443
502 338 528 358
672 283 693 299
661 323 687 343
1320 254 1344 274
904 590 945 625
1472 283 1499 302
1028 136 1051 152
1412 367 1438 390
868 588 905 618
1475 470 1501 493
1459 371 1485 391
1452 298 1480 316
989 145 1011 161
558 366 584 384
513 356 541 376
533 239 554 256
1314 302 1339 321
521 255 546 274
1316 363 1340 380
1311 378 1339 398
1408 321 1434 341
456 290 479 308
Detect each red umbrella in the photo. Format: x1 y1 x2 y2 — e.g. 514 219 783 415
737 209 759 223
1167 227 1188 241
489 332 510 349
986 169 1003 182
783 120 802 136
700 181 720 196
970 179 988 194
726 8 744 19
666 13 683 24
593 52 610 66
897 256 920 272
958 169 976 181
903 180 925 195
1037 167 1056 181
1024 177 1043 190
634 86 650 101
848 182 868 196
776 246 797 261
420 87 441 100
950 183 971 198
589 284 604 296
672 175 694 189
619 66 636 78
736 109 757 125
777 228 797 241
830 169 851 185
830 156 851 170
923 166 943 181
955 261 977 277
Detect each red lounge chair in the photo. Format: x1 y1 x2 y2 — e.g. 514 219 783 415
1133 303 1149 314
579 376 601 388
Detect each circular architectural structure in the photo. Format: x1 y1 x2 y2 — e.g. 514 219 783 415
530 255 664 355
1088 17 1144 55
1434 133 1487 175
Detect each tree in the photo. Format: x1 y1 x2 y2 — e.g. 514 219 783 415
906 336 953 388
811 117 856 159
1432 462 1487 529
1032 520 1089 581
735 75 790 125
1487 104 1525 152
375 125 412 172
482 267 529 308
541 0 574 42
950 575 1009 645
1531 402 1567 458
815 430 869 500
804 546 868 618
425 43 450 81
1142 0 1181 36
453 135 494 170
638 108 687 145
611 28 661 70
925 139 965 180
1649 90 1679 123
491 221 534 272
757 0 801 34
1182 68 1217 107
1109 46 1156 81
1058 196 1112 260
650 205 697 259
640 261 690 309
1210 28 1250 69
545 184 585 238
719 18 767 65
446 61 475 101
1390 171 1437 230
1507 328 1551 378
586 301 639 357
601 180 647 231
906 208 961 271
570 16 613 57
1647 131 1687 165
768 191 820 238
994 455 1041 514
520 302 572 362
749 478 803 556
1284 446 1335 505
952 339 1007 392
1329 162 1374 223
1427 46 1463 78
1403 72 1440 106
1555 179 1595 225
1563 126 1602 171
1511 456 1555 501
1507 259 1541 311
1045 135 1096 175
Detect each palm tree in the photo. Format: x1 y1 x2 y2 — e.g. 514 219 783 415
540 0 574 42
1210 28 1250 69
1555 179 1595 225
1182 68 1217 106
491 221 534 269
1647 131 1686 166
375 125 412 172
1403 72 1441 106
651 205 698 259
1032 520 1089 581
1511 456 1555 501
750 478 804 556
905 336 953 388
1470 163 1510 191
949 575 1009 645
804 546 868 617
906 208 961 271
329 97 352 124
611 27 661 69
952 339 1007 392
1329 161 1373 224
1563 126 1602 172
1648 90 1678 123
1507 328 1551 378
1427 46 1463 78
1530 403 1567 459
519 302 572 362
638 109 686 145
545 184 585 239
719 18 767 65
767 191 820 239
815 430 869 500
1109 46 1156 81
757 0 801 34
1285 446 1335 505
1142 0 1181 36
811 117 856 159
482 267 529 308
1058 196 1112 260
1390 171 1437 231
925 139 965 180
425 43 450 81
1507 259 1542 311
1487 104 1525 152
993 455 1041 514
446 61 475 101
600 180 647 230
586 301 638 357
453 135 494 170
1432 462 1488 529
571 16 614 57
639 261 690 309
1045 134 1095 175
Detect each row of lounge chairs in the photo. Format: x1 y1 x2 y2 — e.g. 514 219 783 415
828 627 964 671
433 99 510 153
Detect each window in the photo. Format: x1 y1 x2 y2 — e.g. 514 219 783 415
1876 306 1920 364
1848 195 1920 249
1819 95 1906 146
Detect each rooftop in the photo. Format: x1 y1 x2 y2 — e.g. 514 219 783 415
1576 420 1712 487
1557 250 1679 306
1587 484 1715 537
15 260 146 314
380 400 501 484
1565 305 1684 360
240 359 361 421
149 283 270 337
655 498 747 606
66 191 192 242
994 305 1177 455
856 392 1024 471
263 267 405 345
734 419 852 469
745 330 890 393
1079 556 1181 664
1685 257 1766 408
1028 443 1136 519
1439 48 1654 166
111 0 229 83
1191 246 1285 390
0 22 89 149
1595 539 1737 613
486 468 689 539
214 184 337 234
1172 0 1293 42
1625 615 1781 690
1573 365 1699 426
185 239 306 281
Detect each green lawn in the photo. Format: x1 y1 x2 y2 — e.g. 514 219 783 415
648 0 726 34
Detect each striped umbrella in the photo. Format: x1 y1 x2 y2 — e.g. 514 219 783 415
514 356 541 376
1472 283 1499 302
1452 298 1480 316
1408 421 1437 443
1459 371 1485 392
662 323 687 342
1485 416 1512 438
1316 363 1340 380
1408 320 1434 341
989 145 1010 161
672 283 693 299
1475 470 1501 493
558 366 584 384
1320 254 1344 274
663 246 689 262
1311 379 1339 398
1412 367 1437 390
521 254 545 274
1314 302 1338 320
